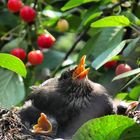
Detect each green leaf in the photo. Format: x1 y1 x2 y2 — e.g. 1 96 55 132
80 6 102 27
92 40 126 70
108 124 140 140
118 125 140 140
61 0 100 11
78 5 102 30
91 16 130 28
129 85 140 100
42 10 62 18
98 69 115 86
67 15 82 31
115 93 129 100
113 68 140 81
78 27 124 61
0 9 19 31
123 37 140 57
0 53 27 77
73 115 139 140
121 73 140 90
0 68 25 109
122 11 140 24
84 12 102 26
1 38 27 52
100 0 111 5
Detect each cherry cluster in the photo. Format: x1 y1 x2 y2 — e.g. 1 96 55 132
7 0 55 65
7 0 35 23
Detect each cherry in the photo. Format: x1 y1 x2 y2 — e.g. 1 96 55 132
57 19 69 32
7 0 23 13
20 6 36 23
10 48 26 61
104 60 117 69
37 34 55 49
28 50 44 65
115 64 132 76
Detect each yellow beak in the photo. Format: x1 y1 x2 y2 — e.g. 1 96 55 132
32 113 52 135
72 55 90 80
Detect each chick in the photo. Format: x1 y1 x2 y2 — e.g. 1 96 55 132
20 55 114 138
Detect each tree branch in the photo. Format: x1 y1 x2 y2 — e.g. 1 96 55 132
64 27 89 61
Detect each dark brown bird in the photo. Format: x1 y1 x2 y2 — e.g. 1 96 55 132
19 55 114 138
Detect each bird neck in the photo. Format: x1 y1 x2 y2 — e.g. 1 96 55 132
59 78 92 98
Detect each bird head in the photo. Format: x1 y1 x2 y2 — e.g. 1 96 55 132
60 55 90 82
59 56 91 99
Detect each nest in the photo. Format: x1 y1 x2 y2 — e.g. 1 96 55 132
0 108 53 140
128 111 140 124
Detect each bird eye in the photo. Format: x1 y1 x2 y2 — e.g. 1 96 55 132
61 72 69 79
60 70 72 80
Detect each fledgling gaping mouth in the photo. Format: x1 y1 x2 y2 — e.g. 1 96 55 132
32 113 52 135
72 55 90 80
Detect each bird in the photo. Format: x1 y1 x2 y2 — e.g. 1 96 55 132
19 55 114 138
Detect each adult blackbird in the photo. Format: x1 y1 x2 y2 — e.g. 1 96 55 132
20 55 114 138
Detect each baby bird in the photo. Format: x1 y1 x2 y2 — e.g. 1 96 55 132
19 55 114 138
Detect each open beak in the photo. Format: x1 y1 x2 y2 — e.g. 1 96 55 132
125 101 139 114
32 113 52 135
72 55 90 80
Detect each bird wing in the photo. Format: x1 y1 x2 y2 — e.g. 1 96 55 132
40 78 58 87
30 77 59 94
88 80 114 115
27 82 64 118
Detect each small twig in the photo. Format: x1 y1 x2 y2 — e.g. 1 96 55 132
64 27 89 61
0 25 20 40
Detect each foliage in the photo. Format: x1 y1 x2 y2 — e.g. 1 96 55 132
115 85 140 101
91 15 131 27
0 68 25 108
1 0 140 138
73 115 140 140
0 53 26 77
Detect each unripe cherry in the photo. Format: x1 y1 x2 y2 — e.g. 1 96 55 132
57 19 69 32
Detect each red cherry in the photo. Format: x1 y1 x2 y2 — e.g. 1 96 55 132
104 60 117 69
20 6 36 23
37 34 55 49
10 48 26 61
115 64 132 76
28 50 44 65
7 0 23 13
